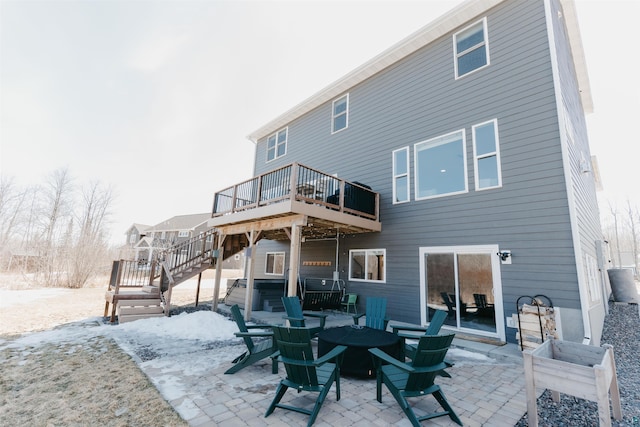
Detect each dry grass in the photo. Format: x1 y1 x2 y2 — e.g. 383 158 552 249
0 336 187 427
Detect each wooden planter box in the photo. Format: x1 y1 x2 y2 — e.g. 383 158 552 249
523 339 622 427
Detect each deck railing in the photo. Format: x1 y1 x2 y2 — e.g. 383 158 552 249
212 163 379 221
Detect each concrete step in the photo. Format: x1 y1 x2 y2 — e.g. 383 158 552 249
263 299 285 312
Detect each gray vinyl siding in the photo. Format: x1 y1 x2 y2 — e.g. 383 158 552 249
249 0 595 332
550 0 605 341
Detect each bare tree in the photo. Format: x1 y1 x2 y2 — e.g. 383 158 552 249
608 201 622 268
64 181 114 288
36 168 74 286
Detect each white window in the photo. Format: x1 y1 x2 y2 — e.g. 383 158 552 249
414 130 467 200
392 147 410 203
178 231 189 238
265 252 285 275
129 233 137 244
332 94 349 133
473 119 502 190
349 249 385 282
267 128 287 162
454 18 489 79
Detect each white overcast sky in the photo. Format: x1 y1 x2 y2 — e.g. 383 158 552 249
1 0 638 245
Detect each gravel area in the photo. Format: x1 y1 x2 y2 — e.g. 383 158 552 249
516 302 640 426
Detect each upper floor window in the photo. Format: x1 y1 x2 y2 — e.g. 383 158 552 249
415 130 467 200
473 119 502 190
265 252 285 275
178 231 189 237
267 128 287 162
332 94 349 133
349 249 385 283
392 147 410 203
454 18 489 79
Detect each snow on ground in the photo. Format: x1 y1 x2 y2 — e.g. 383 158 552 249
0 288 73 308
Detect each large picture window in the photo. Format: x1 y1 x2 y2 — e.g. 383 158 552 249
332 94 349 133
349 249 385 282
265 252 285 275
473 119 501 190
414 130 467 200
266 128 287 162
392 147 409 203
454 18 489 78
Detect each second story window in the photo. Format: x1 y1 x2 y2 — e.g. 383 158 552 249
392 147 409 203
473 119 502 190
332 94 349 133
454 18 489 79
267 127 287 162
415 130 467 200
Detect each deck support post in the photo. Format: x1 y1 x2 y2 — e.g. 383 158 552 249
244 229 257 321
287 222 302 298
212 233 226 312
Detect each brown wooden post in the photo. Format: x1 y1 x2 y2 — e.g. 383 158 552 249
212 233 226 312
195 272 202 306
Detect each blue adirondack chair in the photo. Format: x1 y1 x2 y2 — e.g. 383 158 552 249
225 304 278 375
281 296 328 337
353 297 389 330
265 326 347 427
369 333 462 427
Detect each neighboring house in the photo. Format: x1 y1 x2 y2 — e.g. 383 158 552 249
131 213 211 262
209 0 607 345
125 223 151 248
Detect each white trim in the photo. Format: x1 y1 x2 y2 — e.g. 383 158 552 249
414 129 468 201
472 118 502 191
348 248 386 283
453 17 490 79
419 244 505 341
392 146 410 204
331 93 349 134
544 0 591 344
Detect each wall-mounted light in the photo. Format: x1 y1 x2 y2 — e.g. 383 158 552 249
497 250 512 264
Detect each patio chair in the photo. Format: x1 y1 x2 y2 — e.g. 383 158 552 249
473 293 495 317
281 296 328 337
369 333 462 427
341 293 357 314
390 309 448 359
353 296 388 330
265 326 347 427
225 304 278 375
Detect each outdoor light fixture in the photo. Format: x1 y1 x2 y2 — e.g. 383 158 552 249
497 250 512 264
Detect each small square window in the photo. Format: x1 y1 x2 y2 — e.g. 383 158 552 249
332 94 349 133
266 252 285 275
349 249 385 282
454 18 489 79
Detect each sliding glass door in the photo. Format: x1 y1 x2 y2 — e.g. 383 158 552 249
419 245 504 340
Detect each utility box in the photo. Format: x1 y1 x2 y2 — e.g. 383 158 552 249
523 339 622 427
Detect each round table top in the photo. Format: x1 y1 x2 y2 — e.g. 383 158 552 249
318 325 400 349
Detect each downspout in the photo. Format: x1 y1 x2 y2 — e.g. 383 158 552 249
544 0 591 344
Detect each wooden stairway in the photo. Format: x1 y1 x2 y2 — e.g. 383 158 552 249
106 228 229 323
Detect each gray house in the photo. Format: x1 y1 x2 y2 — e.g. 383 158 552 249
209 0 606 345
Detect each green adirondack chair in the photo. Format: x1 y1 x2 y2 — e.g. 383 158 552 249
265 326 347 427
390 309 448 360
281 296 328 337
369 333 462 427
353 296 389 330
225 304 278 375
